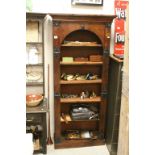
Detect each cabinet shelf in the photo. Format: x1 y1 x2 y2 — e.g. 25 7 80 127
60 79 102 84
60 61 103 65
26 63 43 67
26 42 42 44
61 118 99 123
26 82 43 86
61 43 102 47
60 97 101 103
55 137 105 149
26 99 47 113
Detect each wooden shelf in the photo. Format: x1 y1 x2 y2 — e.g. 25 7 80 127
61 44 102 47
26 99 48 113
55 138 105 149
26 42 42 44
26 82 43 86
61 119 99 122
60 79 102 84
60 61 103 65
26 63 43 67
61 117 99 123
60 97 101 103
61 42 102 47
110 54 124 63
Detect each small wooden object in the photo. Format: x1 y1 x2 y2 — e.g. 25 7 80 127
74 57 88 62
89 55 103 62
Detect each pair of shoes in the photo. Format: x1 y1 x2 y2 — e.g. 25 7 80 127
85 73 98 80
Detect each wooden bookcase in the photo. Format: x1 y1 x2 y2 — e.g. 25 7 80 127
52 14 116 149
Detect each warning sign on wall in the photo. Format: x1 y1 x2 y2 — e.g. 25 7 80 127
114 0 128 59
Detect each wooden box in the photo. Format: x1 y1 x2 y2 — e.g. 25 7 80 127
89 55 103 62
74 57 88 62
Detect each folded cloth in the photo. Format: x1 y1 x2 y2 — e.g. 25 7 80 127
72 116 91 120
71 105 99 120
71 109 95 120
71 111 95 117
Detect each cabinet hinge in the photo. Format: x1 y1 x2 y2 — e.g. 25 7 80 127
54 93 60 98
53 21 61 27
54 137 61 144
54 47 60 56
105 23 111 28
101 91 108 99
103 49 109 56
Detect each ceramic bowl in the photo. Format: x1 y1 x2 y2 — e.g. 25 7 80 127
26 94 43 107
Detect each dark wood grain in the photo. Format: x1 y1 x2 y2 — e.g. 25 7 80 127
55 138 105 149
105 57 123 155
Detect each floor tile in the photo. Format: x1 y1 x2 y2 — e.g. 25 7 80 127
37 145 110 155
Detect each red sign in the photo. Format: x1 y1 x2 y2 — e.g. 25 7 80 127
114 0 128 58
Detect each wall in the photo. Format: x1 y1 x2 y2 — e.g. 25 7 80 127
31 0 115 15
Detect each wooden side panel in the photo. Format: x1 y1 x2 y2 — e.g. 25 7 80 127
53 24 61 143
99 24 111 135
105 58 123 154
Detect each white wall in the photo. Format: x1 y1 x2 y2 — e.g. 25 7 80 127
31 0 115 15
